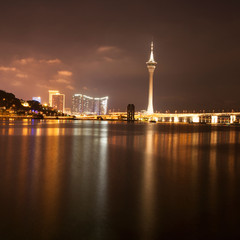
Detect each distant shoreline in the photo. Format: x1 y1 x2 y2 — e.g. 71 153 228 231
0 115 75 120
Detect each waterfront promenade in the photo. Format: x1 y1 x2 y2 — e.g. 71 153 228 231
1 111 240 124
98 111 240 124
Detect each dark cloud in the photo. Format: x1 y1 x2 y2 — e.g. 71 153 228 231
0 0 239 111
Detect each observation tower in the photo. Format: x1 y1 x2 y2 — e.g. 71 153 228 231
146 42 157 114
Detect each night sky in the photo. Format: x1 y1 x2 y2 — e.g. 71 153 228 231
0 0 239 111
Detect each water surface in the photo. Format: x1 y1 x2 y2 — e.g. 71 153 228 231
0 120 240 240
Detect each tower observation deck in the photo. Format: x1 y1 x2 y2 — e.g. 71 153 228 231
146 42 157 114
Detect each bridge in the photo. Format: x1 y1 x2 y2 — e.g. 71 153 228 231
97 111 240 124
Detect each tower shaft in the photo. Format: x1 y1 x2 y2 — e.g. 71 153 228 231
146 42 157 115
147 67 155 114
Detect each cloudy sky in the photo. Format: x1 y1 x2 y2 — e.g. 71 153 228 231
0 0 239 111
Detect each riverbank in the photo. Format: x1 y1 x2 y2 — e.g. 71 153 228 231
0 115 75 120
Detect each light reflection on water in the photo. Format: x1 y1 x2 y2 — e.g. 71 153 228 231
0 121 240 239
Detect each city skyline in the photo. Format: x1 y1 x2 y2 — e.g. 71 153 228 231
1 2 240 239
0 1 239 111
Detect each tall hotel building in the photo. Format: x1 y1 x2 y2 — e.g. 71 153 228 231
48 90 59 107
72 94 108 115
48 90 65 113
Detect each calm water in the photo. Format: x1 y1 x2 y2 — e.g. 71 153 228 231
0 120 240 240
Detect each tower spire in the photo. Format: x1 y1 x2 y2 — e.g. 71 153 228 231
148 41 155 63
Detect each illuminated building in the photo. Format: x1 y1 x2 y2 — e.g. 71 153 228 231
72 94 108 115
100 97 108 114
52 93 65 112
146 42 157 114
83 95 94 114
48 90 65 112
32 97 41 103
94 97 108 115
72 94 83 114
21 101 29 107
48 90 59 107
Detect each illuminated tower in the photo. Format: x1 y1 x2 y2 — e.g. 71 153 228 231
146 42 157 114
48 90 59 107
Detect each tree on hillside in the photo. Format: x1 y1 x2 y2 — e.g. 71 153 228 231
0 90 22 109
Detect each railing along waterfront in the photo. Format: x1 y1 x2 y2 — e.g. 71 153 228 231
97 112 240 124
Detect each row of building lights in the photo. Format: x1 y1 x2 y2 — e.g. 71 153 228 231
32 90 109 115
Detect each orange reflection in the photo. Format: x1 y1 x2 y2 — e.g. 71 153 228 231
36 127 42 136
15 134 29 217
141 129 156 238
40 128 61 236
210 131 218 145
22 127 28 136
8 128 14 135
